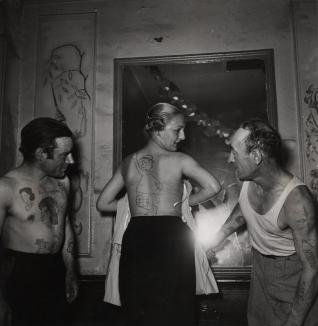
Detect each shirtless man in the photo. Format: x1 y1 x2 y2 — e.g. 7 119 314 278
208 119 318 326
97 102 220 326
0 117 79 326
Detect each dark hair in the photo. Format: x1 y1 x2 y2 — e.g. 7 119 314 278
19 117 73 161
240 119 282 162
143 102 184 138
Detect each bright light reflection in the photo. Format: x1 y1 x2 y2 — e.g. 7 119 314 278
194 204 231 248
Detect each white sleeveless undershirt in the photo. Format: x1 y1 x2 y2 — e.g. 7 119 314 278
239 176 305 256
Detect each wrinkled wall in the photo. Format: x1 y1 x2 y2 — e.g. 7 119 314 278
16 0 306 274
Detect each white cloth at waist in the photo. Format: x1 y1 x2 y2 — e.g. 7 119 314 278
104 180 219 306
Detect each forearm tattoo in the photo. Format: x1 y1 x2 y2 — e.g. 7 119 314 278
223 215 245 234
302 239 317 269
297 280 306 305
67 240 74 255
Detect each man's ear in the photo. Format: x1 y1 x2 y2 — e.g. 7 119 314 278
251 149 263 165
34 148 47 161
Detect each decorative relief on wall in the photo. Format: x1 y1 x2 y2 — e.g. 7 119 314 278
304 84 318 201
292 2 318 198
36 14 96 256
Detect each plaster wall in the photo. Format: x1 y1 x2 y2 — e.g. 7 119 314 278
19 0 301 274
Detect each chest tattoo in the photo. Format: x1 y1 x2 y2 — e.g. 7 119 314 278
38 197 59 226
19 187 35 211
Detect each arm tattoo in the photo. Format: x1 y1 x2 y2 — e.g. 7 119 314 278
223 215 245 234
302 239 317 269
297 280 306 305
67 241 74 254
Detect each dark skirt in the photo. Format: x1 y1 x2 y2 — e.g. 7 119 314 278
2 249 67 326
119 215 196 326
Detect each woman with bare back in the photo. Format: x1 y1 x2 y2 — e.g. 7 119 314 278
97 102 220 326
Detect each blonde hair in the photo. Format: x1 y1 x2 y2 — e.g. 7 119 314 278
143 103 183 138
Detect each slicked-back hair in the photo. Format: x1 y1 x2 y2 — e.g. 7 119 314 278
143 102 184 139
240 119 282 164
20 117 73 161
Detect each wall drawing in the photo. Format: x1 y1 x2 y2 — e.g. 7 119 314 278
46 44 90 138
43 43 91 238
36 14 95 256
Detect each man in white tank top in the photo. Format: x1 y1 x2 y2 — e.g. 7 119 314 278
208 119 318 326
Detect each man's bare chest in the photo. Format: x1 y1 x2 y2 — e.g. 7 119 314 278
10 180 68 226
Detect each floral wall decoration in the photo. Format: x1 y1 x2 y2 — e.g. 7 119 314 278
304 84 318 201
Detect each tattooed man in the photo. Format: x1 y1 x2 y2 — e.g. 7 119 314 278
208 119 318 326
97 103 220 326
0 117 78 326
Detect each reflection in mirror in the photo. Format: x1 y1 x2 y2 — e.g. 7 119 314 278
114 49 277 280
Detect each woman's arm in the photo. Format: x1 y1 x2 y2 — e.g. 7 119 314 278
96 167 125 212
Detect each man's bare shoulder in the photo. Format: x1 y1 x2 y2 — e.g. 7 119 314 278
0 169 21 205
286 184 313 207
283 184 315 224
0 169 20 191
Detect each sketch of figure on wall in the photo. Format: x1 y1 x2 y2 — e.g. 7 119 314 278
42 44 91 239
45 44 90 137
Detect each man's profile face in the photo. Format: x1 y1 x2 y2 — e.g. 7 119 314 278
228 128 255 181
41 137 74 178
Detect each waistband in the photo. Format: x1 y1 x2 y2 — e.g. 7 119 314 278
131 215 181 218
255 248 297 260
129 215 184 225
3 248 62 260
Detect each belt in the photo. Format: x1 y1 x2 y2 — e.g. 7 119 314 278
259 252 296 260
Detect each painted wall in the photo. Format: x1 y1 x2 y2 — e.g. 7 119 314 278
292 1 318 201
18 0 304 274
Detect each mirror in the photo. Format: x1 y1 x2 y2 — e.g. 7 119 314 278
114 49 277 281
